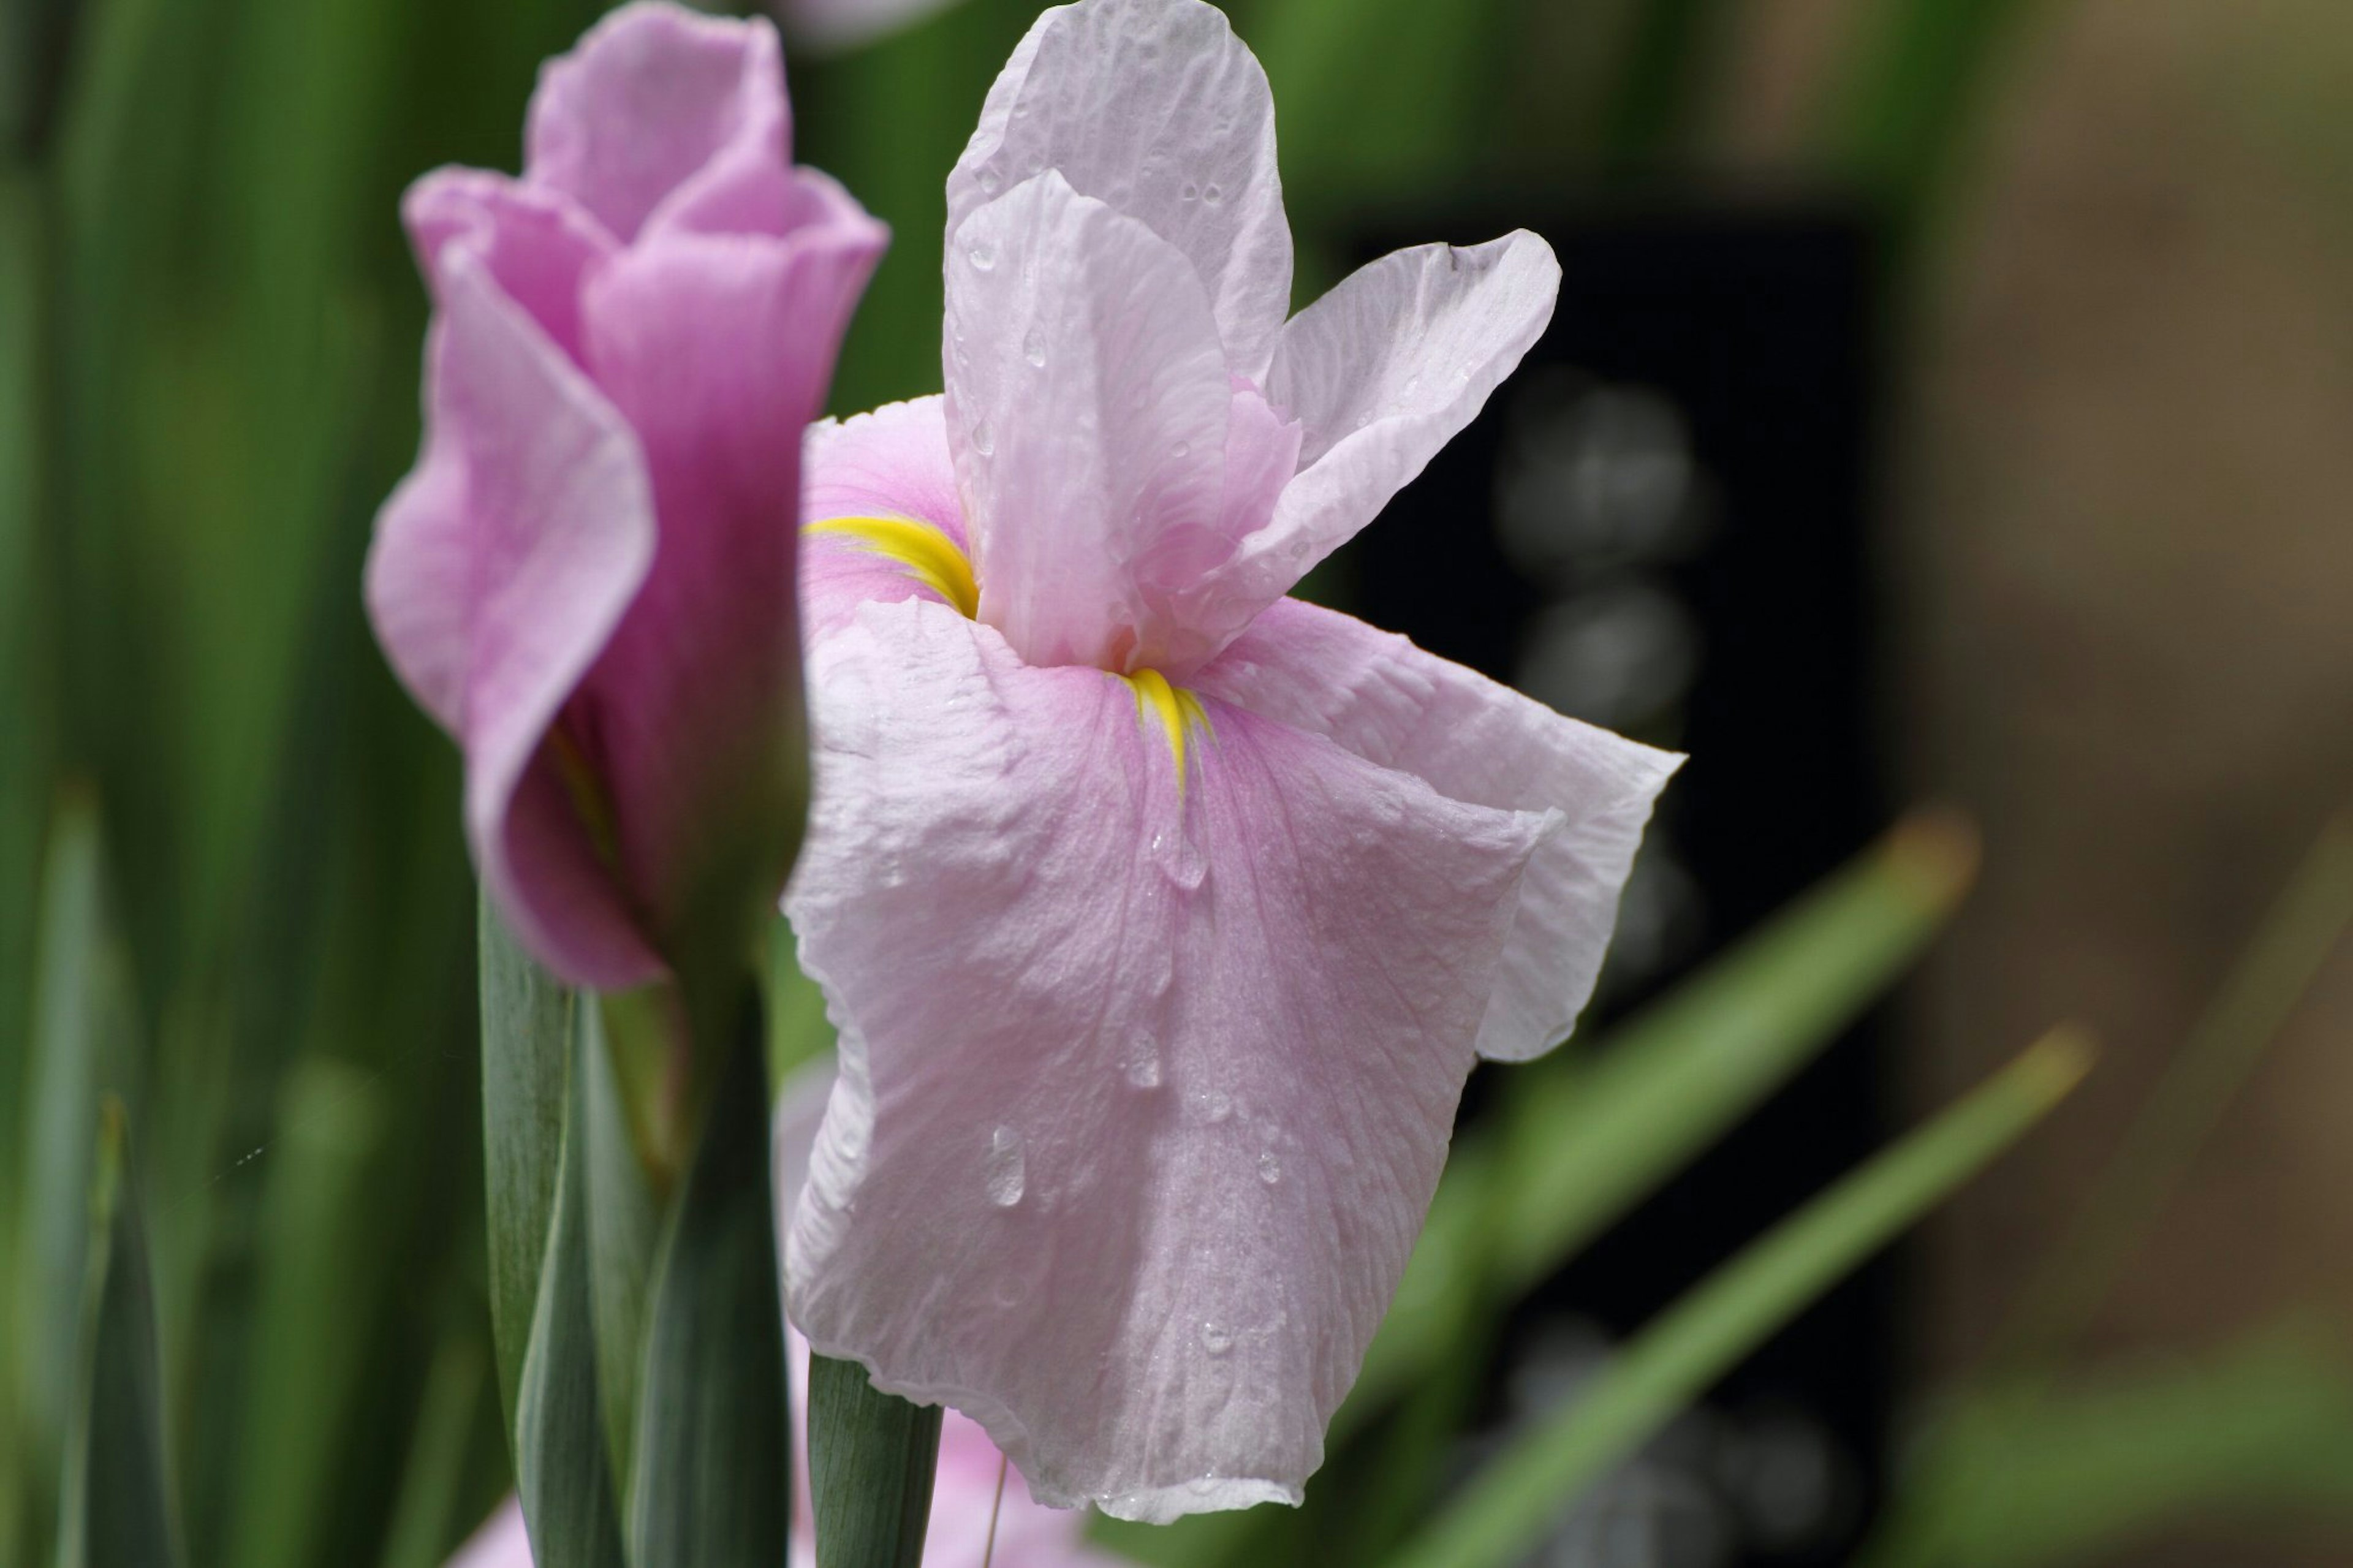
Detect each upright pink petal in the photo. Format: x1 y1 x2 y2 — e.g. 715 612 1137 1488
1199 599 1681 1061
526 3 789 244
366 243 662 988
571 179 885 952
1193 232 1561 629
445 1497 531 1568
945 171 1230 672
786 596 1552 1520
949 0 1290 378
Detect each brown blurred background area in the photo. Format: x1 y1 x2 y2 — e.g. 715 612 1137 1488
1749 0 2353 1558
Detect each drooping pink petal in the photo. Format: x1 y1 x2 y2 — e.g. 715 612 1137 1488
1188 232 1561 632
945 171 1230 673
785 595 1553 1521
525 2 789 245
365 241 662 988
1198 598 1682 1061
571 191 886 956
948 0 1290 379
800 396 973 641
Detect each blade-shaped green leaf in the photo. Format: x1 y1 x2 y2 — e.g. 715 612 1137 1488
221 1057 388 1568
582 996 660 1494
1865 1324 2353 1568
376 1328 491 1568
54 1097 181 1568
807 1356 944 1568
481 899 575 1430
514 1054 629 1568
629 993 792 1567
1389 1028 2091 1568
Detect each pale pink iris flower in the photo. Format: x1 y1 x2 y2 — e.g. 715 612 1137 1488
366 2 887 988
782 0 1681 1525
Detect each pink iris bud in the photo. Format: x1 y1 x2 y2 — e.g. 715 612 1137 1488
366 2 887 990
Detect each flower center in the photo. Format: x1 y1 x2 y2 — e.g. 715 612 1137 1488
1122 668 1206 792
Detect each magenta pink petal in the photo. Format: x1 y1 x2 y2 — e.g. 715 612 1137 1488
785 596 1552 1520
525 2 789 244
571 199 885 955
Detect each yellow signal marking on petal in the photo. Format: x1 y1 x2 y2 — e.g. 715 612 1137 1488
808 514 979 618
1123 668 1208 792
545 725 622 874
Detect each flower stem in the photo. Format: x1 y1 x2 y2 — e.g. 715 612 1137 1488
807 1354 944 1568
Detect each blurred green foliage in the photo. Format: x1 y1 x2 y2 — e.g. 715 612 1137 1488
0 0 2238 1564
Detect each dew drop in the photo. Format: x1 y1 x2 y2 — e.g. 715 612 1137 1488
1123 1031 1163 1090
1191 1088 1233 1124
1023 327 1048 368
1199 1321 1233 1356
1257 1151 1282 1184
1180 181 1200 202
966 239 998 272
969 419 996 456
1202 183 1223 204
978 166 1003 195
1172 439 1191 458
985 1125 1026 1207
993 1274 1024 1308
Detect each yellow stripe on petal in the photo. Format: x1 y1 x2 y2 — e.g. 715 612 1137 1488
808 514 979 618
1124 668 1209 792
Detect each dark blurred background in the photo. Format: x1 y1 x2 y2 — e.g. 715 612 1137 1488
7 1 2353 1565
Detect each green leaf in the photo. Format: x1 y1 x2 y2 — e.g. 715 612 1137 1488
54 1097 181 1568
12 793 130 1510
629 996 792 1567
513 1055 629 1568
221 1057 390 1568
1865 1324 2353 1568
1388 1028 2092 1568
1357 809 1979 1418
807 1356 944 1568
376 1330 492 1568
582 998 661 1498
480 899 576 1430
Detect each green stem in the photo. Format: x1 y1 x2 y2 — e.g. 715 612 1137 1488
808 1354 944 1568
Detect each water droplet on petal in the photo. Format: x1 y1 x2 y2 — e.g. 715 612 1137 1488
1202 183 1223 204
985 1126 1026 1207
966 240 998 272
1200 1322 1233 1356
1180 181 1200 202
1191 1088 1232 1124
969 419 995 456
1258 1151 1282 1185
1023 328 1048 368
1172 439 1190 458
979 167 1002 195
1123 1031 1163 1090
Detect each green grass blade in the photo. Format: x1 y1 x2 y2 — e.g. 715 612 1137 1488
480 900 575 1431
221 1057 388 1568
1354 809 1979 1418
376 1330 491 1568
807 1357 944 1568
629 997 792 1567
1865 1324 2353 1568
1389 1028 2093 1568
53 1097 181 1568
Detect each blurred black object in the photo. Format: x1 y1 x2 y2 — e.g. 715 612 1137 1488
1343 202 1884 1568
